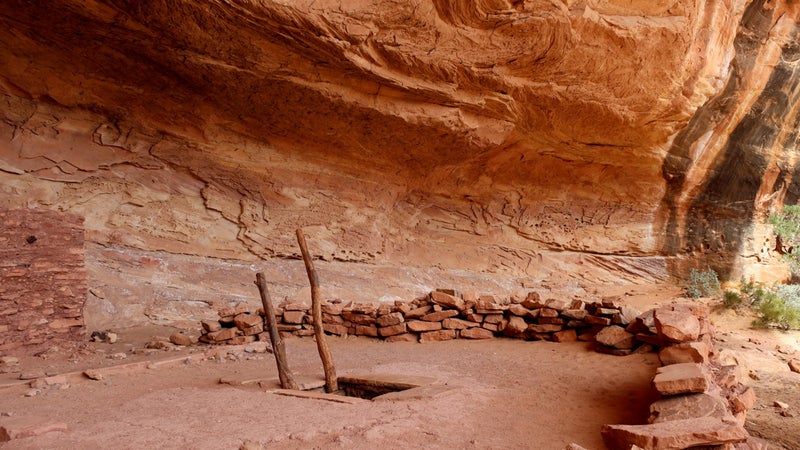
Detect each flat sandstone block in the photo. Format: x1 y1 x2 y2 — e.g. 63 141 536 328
0 418 68 442
407 320 442 332
601 417 748 450
652 363 708 395
658 341 709 365
649 392 730 423
419 330 456 342
429 291 465 310
460 327 494 339
595 325 635 349
654 309 700 343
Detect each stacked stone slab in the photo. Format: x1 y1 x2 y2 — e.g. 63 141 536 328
196 292 761 448
602 304 765 450
0 209 87 350
199 290 662 347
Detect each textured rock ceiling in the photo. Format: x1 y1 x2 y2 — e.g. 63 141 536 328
1 1 800 326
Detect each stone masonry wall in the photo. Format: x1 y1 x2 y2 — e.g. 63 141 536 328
199 290 645 349
0 209 87 350
195 289 762 448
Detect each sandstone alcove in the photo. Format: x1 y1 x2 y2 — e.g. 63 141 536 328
2 1 800 449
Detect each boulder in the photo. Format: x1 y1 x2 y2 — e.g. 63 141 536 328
322 324 349 336
561 309 587 320
507 304 531 316
354 325 379 337
729 386 756 414
616 306 642 326
527 324 563 333
169 332 193 346
539 308 559 318
341 312 374 325
585 315 612 326
207 327 239 342
201 320 222 332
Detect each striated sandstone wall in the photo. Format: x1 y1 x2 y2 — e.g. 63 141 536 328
0 1 799 328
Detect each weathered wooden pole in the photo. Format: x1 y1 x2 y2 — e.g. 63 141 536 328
255 272 299 390
295 228 338 393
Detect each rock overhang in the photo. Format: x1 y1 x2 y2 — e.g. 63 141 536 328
1 1 799 328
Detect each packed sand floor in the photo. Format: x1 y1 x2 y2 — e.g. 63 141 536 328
1 285 799 449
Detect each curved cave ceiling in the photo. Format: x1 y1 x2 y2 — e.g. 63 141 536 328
2 0 800 286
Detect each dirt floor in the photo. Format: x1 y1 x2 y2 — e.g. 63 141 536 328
1 285 799 450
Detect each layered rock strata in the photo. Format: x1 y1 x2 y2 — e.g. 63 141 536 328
1 1 800 327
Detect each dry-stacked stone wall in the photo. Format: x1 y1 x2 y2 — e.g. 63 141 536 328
199 290 647 346
602 304 765 449
0 209 87 350
198 289 762 448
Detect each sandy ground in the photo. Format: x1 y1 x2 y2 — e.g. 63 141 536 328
1 284 799 450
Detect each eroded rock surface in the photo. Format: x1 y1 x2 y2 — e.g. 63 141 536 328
2 1 800 327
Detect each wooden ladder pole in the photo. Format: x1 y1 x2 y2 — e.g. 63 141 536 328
255 272 299 390
296 228 338 393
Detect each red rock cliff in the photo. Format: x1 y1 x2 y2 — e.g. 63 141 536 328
1 1 798 327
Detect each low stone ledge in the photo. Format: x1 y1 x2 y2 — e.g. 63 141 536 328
601 417 748 450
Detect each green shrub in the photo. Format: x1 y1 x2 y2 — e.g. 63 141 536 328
753 291 800 330
768 205 800 276
722 276 800 329
774 283 800 309
685 268 721 298
722 290 744 309
740 277 757 297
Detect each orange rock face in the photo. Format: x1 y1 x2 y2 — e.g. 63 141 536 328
1 1 799 327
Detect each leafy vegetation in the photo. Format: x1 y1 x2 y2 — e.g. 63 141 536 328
768 205 800 276
722 290 743 309
722 278 800 330
700 206 800 329
685 268 721 298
